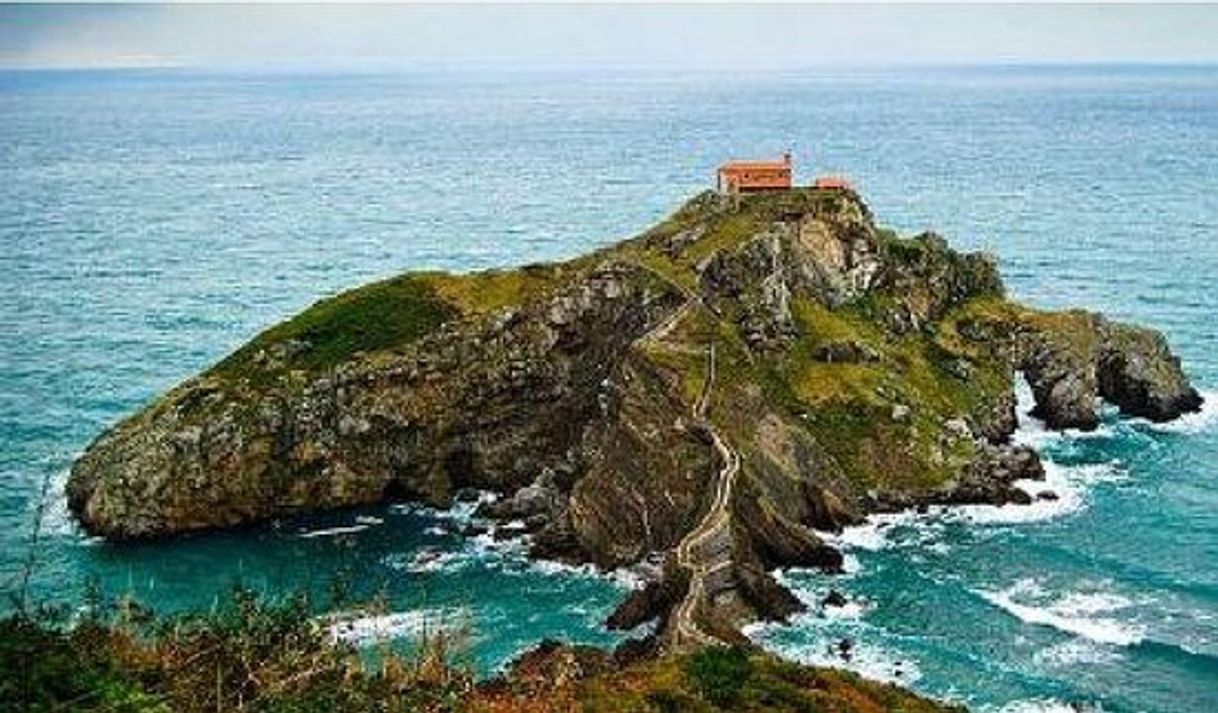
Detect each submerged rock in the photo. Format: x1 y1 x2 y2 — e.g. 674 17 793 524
822 589 848 608
68 187 1201 650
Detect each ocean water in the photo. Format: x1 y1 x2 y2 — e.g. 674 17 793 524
2 66 1217 710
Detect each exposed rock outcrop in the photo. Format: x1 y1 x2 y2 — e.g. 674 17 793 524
1099 322 1204 422
955 305 1203 431
68 188 1201 649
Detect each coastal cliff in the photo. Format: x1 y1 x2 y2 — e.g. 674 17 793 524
67 188 1201 648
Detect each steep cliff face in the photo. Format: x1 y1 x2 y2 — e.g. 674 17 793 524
68 188 1201 648
68 263 683 538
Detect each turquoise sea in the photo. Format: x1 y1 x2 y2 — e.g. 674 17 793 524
2 66 1217 711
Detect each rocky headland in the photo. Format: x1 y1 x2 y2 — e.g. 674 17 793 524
68 188 1201 652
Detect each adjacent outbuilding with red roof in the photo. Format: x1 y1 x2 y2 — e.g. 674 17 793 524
813 175 853 191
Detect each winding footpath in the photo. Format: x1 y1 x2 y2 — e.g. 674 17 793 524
670 342 743 648
631 263 744 649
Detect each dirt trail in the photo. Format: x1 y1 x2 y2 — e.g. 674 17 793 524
669 342 742 649
641 298 694 347
628 261 742 649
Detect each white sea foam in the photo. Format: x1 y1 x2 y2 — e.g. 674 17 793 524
947 460 1126 526
824 599 867 620
1009 379 1121 445
383 517 636 588
478 529 531 555
297 523 370 538
770 569 815 606
826 512 918 551
390 490 498 523
326 607 461 645
748 576 906 684
529 558 595 578
1034 637 1121 667
388 523 531 574
926 541 952 555
1053 591 1136 616
750 621 920 686
817 511 943 554
295 512 389 538
771 570 869 618
977 579 1144 647
396 547 476 574
528 558 642 589
997 698 1109 713
839 552 862 574
41 467 75 536
821 457 1124 553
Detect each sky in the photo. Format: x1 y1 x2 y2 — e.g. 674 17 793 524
2 3 1218 71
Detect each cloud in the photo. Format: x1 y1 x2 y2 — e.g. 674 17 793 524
2 4 1217 70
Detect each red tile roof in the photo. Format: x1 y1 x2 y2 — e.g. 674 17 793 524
813 176 853 190
718 160 790 171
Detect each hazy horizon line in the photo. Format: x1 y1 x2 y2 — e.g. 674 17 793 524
6 58 1218 73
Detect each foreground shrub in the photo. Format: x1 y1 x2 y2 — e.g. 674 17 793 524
684 645 753 707
2 587 473 712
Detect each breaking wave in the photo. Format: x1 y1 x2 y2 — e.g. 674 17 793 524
977 578 1145 647
992 699 1107 713
949 459 1126 527
820 456 1125 555
1034 637 1123 667
746 615 921 687
41 467 75 537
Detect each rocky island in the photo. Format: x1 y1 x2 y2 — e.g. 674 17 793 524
68 187 1201 654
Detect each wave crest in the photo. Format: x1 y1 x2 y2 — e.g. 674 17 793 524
977 579 1144 647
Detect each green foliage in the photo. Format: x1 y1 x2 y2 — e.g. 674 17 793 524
684 646 752 707
213 274 454 383
421 260 591 316
1 613 170 712
579 646 960 712
749 294 1000 491
3 586 473 713
643 689 690 713
681 213 762 268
